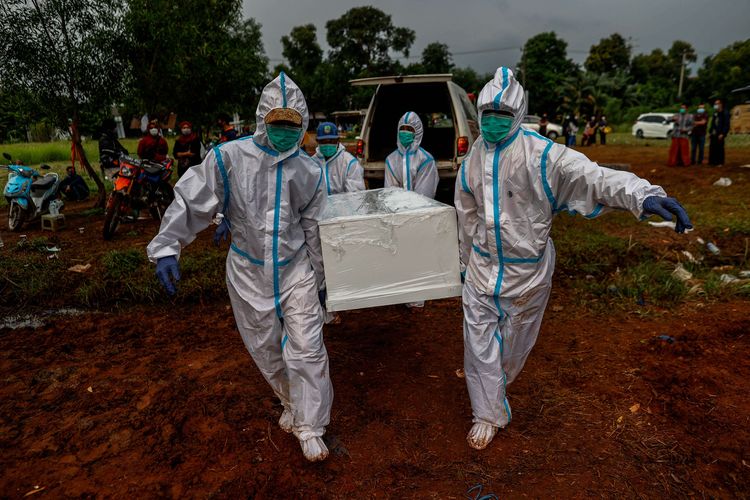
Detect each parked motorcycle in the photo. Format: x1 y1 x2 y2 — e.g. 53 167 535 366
2 152 62 231
102 155 175 240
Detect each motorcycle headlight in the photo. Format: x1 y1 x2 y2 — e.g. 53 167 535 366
120 166 132 177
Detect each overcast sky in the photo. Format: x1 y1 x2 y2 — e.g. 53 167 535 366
242 0 749 75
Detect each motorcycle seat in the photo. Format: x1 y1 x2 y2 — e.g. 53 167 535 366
31 175 56 190
143 164 164 175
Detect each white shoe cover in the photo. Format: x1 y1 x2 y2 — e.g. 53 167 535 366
467 423 498 450
278 408 294 434
300 436 329 462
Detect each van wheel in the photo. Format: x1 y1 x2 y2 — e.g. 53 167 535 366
636 129 644 139
547 131 558 140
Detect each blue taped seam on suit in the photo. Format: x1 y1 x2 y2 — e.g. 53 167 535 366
230 242 263 266
472 244 490 258
272 162 283 318
346 157 357 175
493 329 512 423
584 204 604 218
491 146 504 318
460 162 472 194
280 72 287 108
417 158 432 173
253 138 278 157
385 158 396 179
213 146 230 215
406 150 412 191
493 66 510 110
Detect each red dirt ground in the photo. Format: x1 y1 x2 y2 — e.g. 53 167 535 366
1 145 749 498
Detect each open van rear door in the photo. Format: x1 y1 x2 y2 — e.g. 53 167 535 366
350 74 453 86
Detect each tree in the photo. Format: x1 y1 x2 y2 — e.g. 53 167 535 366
630 49 672 84
451 67 493 95
629 41 698 108
421 42 454 74
278 24 328 113
585 33 632 74
563 72 618 117
125 0 268 129
281 24 323 77
326 6 415 78
691 39 750 105
0 0 128 206
517 32 580 116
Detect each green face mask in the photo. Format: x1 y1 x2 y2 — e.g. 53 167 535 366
266 124 301 152
319 144 338 158
481 114 513 143
398 130 415 148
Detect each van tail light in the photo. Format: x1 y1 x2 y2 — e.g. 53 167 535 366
457 136 469 156
356 139 364 157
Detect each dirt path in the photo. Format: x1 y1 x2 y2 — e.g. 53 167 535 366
1 296 748 498
1 144 749 498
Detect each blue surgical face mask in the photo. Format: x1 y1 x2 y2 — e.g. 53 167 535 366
697 108 705 114
481 114 513 143
398 130 415 148
679 108 686 114
266 124 301 152
713 104 719 110
319 144 338 158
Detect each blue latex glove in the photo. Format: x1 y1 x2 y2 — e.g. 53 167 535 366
318 288 327 307
214 219 230 247
642 196 693 233
156 256 180 296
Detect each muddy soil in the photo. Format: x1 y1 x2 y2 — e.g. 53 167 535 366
1 144 749 498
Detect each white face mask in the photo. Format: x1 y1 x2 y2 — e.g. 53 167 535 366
149 128 158 136
181 128 191 135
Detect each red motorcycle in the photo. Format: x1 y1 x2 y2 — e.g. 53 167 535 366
103 155 175 240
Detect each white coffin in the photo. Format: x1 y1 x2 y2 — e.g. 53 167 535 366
318 188 462 312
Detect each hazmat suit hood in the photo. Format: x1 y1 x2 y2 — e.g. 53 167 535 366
254 72 310 161
476 66 527 147
396 111 424 154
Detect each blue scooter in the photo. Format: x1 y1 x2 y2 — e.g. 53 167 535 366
2 152 62 231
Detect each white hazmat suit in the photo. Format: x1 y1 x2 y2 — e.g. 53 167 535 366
384 112 439 199
455 67 667 449
313 143 365 195
147 73 333 461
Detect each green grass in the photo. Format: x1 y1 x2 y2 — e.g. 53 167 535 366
567 132 750 148
1 138 143 166
551 213 747 310
2 243 228 310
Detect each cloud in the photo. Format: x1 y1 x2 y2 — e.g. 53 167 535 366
243 0 750 73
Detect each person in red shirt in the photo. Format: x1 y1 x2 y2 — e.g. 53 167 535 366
137 119 168 162
173 120 203 177
217 112 238 143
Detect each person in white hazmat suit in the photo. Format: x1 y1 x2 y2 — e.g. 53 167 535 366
147 73 333 462
313 121 365 195
456 67 692 450
384 111 439 199
385 111 440 308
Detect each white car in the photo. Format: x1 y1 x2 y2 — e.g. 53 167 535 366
632 113 675 139
522 115 563 140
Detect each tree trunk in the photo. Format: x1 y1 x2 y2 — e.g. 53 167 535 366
70 118 106 208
